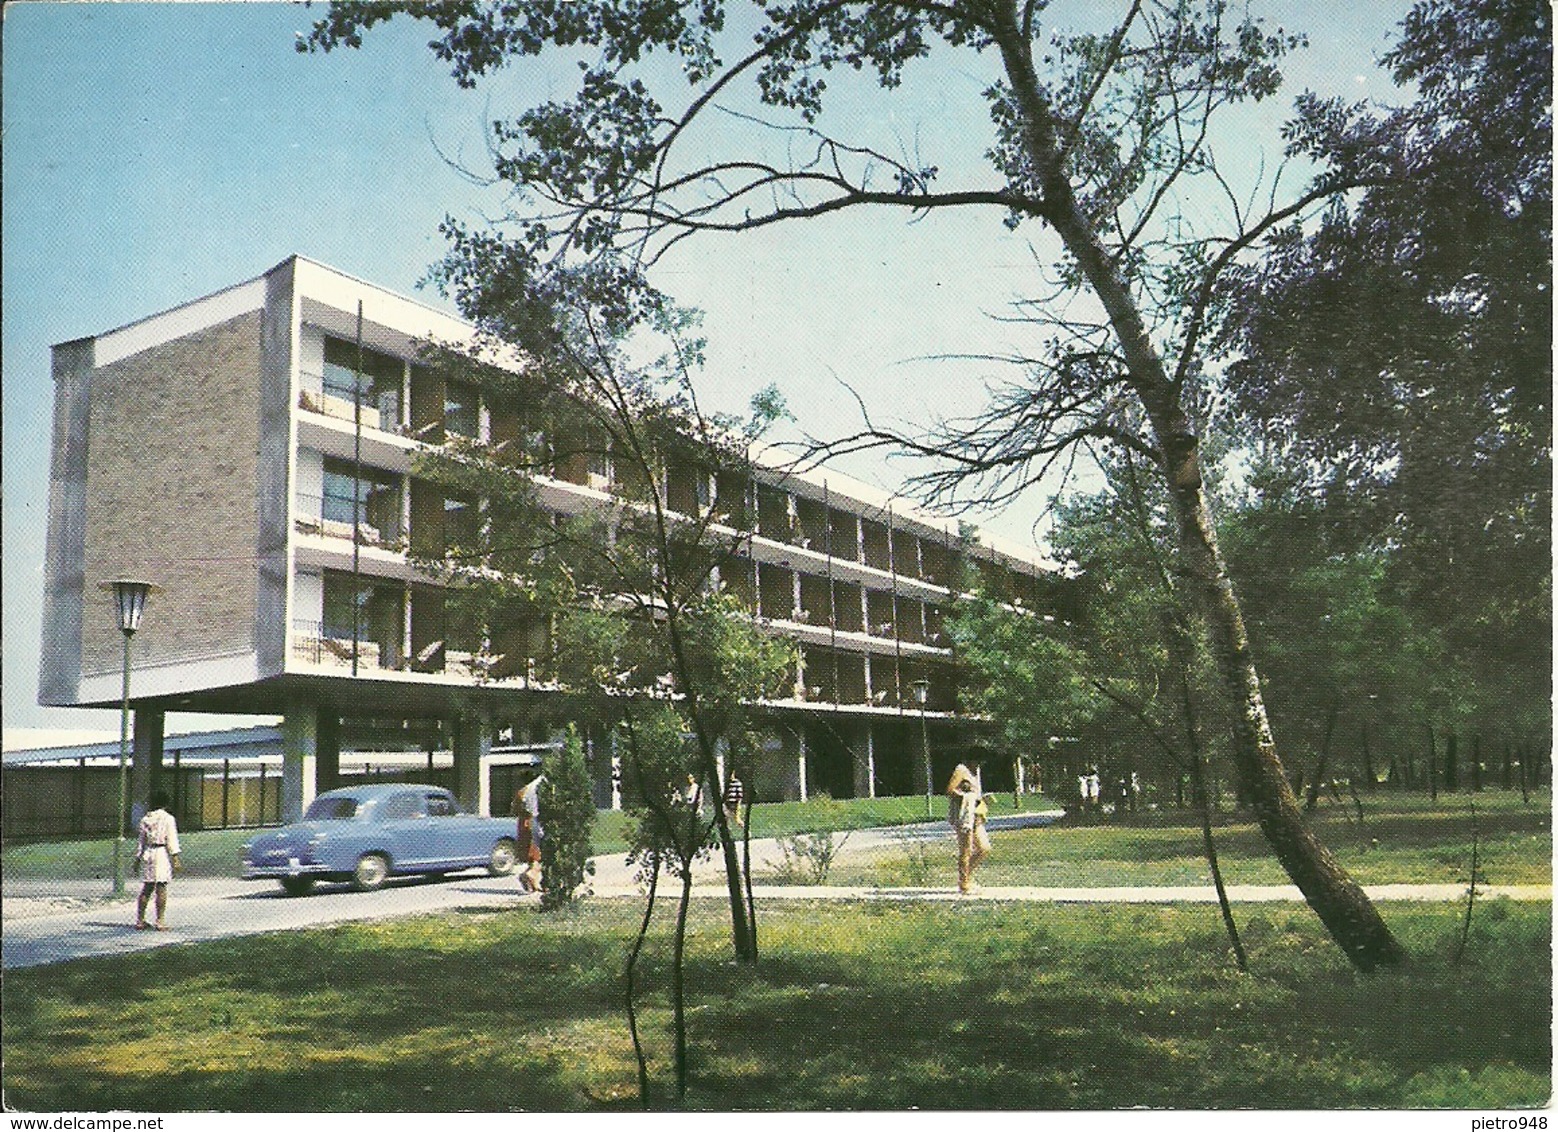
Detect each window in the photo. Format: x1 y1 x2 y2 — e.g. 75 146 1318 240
322 576 371 642
426 793 457 817
304 796 359 820
444 495 481 550
323 337 403 428
444 378 479 438
322 458 401 543
378 794 422 821
321 571 406 667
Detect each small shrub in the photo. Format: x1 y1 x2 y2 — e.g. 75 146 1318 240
771 829 851 885
882 835 939 886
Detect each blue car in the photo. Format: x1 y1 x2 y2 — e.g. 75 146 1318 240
242 783 519 895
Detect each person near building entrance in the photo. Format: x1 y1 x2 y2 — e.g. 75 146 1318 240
945 759 990 895
134 790 181 930
514 771 545 893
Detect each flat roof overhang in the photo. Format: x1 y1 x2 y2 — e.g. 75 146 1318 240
89 673 568 721
96 673 990 731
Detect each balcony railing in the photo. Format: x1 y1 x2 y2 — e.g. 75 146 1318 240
291 620 394 670
294 494 404 549
298 370 401 433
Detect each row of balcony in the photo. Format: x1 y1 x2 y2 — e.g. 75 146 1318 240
288 616 956 711
294 352 1047 604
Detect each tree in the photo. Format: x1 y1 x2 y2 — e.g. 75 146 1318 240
1218 0 1552 776
617 701 712 1103
539 724 597 909
406 273 796 964
302 0 1405 968
957 451 1250 966
1216 461 1450 803
944 551 1096 798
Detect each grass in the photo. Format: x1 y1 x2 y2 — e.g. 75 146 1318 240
2 790 1546 896
848 790 1553 889
2 896 1549 1111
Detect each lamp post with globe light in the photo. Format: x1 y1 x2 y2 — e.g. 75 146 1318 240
101 579 159 896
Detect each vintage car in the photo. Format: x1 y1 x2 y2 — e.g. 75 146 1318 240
242 783 518 895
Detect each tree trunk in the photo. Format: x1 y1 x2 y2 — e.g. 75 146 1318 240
1305 703 1339 814
990 5 1404 972
624 848 661 1106
672 863 694 1099
1361 721 1377 793
665 616 756 963
1193 752 1248 972
1427 726 1438 801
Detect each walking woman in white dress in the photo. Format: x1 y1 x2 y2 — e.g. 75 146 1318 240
134 790 182 930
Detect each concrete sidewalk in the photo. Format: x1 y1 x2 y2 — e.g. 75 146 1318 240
4 818 1549 969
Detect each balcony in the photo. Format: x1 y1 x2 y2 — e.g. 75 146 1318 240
298 369 403 433
294 493 404 551
291 620 389 671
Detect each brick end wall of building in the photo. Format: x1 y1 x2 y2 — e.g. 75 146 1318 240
80 311 266 677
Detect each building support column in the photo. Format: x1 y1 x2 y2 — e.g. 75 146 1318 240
451 715 489 815
317 710 341 794
281 702 319 824
130 708 165 815
855 723 876 799
588 724 617 810
608 729 624 811
911 715 932 799
795 727 809 802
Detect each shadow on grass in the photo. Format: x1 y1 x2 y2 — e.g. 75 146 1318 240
3 900 1550 1112
681 902 1552 1110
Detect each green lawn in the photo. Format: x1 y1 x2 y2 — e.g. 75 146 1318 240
3 897 1549 1111
843 791 1553 888
2 790 1546 893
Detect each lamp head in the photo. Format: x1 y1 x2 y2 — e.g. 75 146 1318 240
911 679 929 705
100 579 161 635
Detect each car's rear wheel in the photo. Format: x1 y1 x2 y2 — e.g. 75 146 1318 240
352 852 391 891
279 876 315 897
488 838 519 876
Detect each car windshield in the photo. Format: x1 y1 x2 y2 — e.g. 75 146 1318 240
304 796 360 821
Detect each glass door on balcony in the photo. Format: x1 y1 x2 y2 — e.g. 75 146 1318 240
321 571 405 670
322 459 402 547
323 337 403 430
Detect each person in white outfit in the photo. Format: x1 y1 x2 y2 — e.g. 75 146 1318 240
134 790 181 930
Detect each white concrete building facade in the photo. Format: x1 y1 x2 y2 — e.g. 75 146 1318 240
41 256 1061 820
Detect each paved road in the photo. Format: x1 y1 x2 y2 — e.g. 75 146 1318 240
4 816 1548 970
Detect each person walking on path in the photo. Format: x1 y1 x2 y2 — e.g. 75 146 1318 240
946 759 990 894
722 772 745 828
134 790 181 930
515 771 546 893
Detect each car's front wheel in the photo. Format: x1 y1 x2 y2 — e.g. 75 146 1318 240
279 876 315 897
352 852 391 891
488 838 519 876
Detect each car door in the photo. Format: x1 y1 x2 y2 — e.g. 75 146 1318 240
422 789 473 867
375 789 435 870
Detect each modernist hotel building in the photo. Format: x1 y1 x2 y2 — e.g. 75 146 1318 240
40 256 1060 821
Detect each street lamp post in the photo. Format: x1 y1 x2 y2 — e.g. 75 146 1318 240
912 679 931 818
101 579 159 896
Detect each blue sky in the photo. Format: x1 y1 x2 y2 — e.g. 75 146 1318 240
2 1 1410 740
